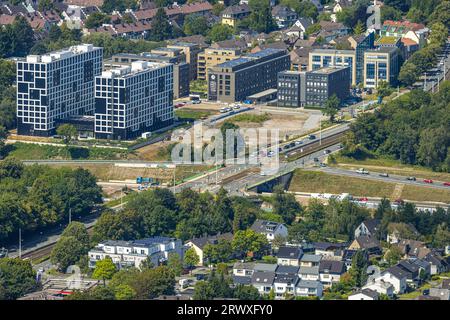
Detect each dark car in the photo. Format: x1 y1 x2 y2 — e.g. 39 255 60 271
309 135 316 140
407 176 416 181
313 157 319 162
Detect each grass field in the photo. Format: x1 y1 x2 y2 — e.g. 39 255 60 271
333 154 450 182
175 109 214 121
229 113 271 124
289 170 396 198
288 169 450 203
44 163 213 183
5 142 131 160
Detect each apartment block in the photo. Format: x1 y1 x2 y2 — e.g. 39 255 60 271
167 42 203 81
309 49 356 86
16 44 103 136
111 52 189 99
197 48 241 81
277 71 306 108
208 48 290 103
94 61 173 140
363 47 400 88
88 237 183 269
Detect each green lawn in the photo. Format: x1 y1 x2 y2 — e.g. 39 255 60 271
229 113 271 124
5 142 131 160
175 109 214 121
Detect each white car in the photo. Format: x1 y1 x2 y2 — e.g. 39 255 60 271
356 168 369 174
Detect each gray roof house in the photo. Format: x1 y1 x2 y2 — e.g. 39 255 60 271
251 271 276 295
250 219 288 243
295 279 323 298
254 263 278 273
277 246 303 266
354 219 381 239
298 266 320 281
276 265 300 275
319 260 346 286
348 288 380 300
271 5 298 29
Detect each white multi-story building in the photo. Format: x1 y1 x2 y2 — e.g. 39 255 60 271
94 60 174 140
16 44 103 136
88 237 183 269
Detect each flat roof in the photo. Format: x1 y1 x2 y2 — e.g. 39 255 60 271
366 47 398 54
311 49 355 55
309 66 348 74
100 61 168 79
247 88 278 99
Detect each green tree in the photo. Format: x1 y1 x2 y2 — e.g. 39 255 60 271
93 257 117 286
147 8 173 41
429 1 450 26
433 223 450 248
417 126 448 170
349 250 368 288
234 284 260 299
323 94 340 122
51 235 87 272
272 186 302 225
184 247 200 269
248 0 277 33
84 12 111 29
376 81 392 100
56 124 77 144
207 24 233 42
0 157 24 179
167 253 183 276
380 5 402 22
0 258 36 300
132 266 175 299
183 14 209 36
61 222 90 251
353 20 365 35
398 62 419 87
232 229 268 260
384 246 403 266
114 284 136 300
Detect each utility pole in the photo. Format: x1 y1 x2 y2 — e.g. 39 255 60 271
19 228 21 259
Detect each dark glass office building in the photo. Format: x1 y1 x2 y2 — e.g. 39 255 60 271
354 31 375 85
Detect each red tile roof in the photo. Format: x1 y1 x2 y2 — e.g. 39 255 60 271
383 20 425 31
134 1 212 21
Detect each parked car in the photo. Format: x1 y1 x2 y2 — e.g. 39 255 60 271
324 149 331 154
394 198 405 205
443 182 450 187
356 168 369 174
309 134 316 140
319 163 327 167
423 179 433 184
379 173 389 177
407 176 416 181
313 157 319 162
192 100 201 104
295 140 303 145
359 197 368 202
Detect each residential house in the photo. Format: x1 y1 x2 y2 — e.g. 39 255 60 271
300 254 321 267
394 239 429 258
348 288 379 300
294 279 323 298
254 263 278 273
271 5 298 29
64 0 104 6
88 237 183 269
185 233 233 266
273 274 298 299
429 279 450 300
250 219 288 243
319 260 346 286
348 235 382 256
290 47 313 71
232 262 255 277
397 260 421 287
354 219 381 239
313 242 348 259
285 18 314 40
220 3 250 28
210 38 248 52
363 279 395 298
423 251 449 275
276 265 300 275
400 37 419 60
277 246 303 266
333 0 353 15
298 266 320 281
315 21 350 42
376 266 408 294
251 271 275 295
380 20 426 38
342 249 360 270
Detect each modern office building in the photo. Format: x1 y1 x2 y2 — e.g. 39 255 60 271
353 31 375 85
277 71 306 108
305 67 351 106
167 42 203 81
309 49 356 86
363 47 400 88
111 52 189 99
94 61 173 140
16 44 103 136
197 48 241 81
208 48 290 103
277 67 350 107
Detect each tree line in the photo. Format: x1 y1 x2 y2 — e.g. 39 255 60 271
0 159 103 243
342 82 450 172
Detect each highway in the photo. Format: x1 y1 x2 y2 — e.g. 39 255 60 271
314 167 450 191
417 41 450 92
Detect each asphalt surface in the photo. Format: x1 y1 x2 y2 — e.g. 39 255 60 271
417 41 450 92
